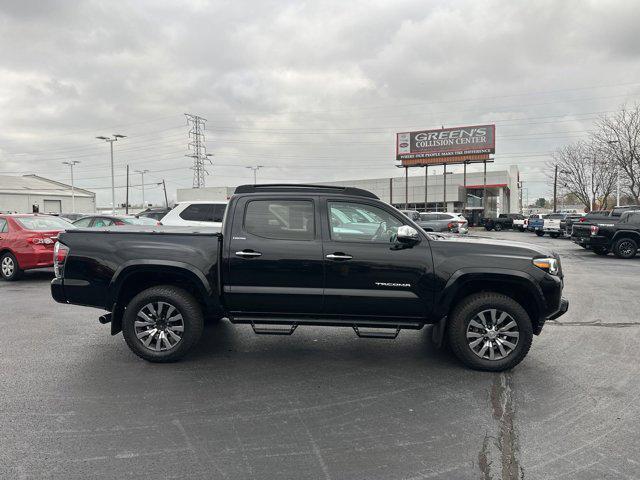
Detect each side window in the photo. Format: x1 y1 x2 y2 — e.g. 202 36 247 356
73 218 92 228
244 200 314 241
93 218 113 228
329 201 404 243
0 218 6 233
179 204 226 222
438 214 453 220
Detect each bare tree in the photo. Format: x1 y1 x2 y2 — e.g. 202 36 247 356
593 104 640 203
550 141 617 211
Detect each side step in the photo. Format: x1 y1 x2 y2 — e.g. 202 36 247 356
353 326 401 339
251 322 298 335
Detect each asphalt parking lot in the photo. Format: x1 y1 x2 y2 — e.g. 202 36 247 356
1 231 639 480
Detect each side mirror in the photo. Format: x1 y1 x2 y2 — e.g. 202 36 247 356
396 225 420 246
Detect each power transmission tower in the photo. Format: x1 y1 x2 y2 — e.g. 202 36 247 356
184 113 212 188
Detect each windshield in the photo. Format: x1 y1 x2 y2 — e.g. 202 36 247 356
15 216 76 231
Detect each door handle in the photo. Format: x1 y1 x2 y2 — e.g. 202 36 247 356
235 250 262 258
326 253 353 260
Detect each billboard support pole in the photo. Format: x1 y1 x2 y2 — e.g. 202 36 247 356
404 166 408 210
424 165 428 211
443 164 447 209
463 161 467 211
483 160 487 217
389 177 393 205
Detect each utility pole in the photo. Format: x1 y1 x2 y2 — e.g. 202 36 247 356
162 180 168 208
185 114 212 188
62 160 80 213
96 134 126 212
246 165 264 185
135 169 149 208
553 165 558 212
389 178 393 205
125 165 130 214
443 164 447 209
608 139 621 206
463 160 468 212
483 159 487 217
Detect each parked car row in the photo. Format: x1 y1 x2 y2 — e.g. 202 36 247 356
400 210 469 234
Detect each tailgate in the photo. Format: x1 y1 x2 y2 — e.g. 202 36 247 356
571 224 591 238
544 219 561 229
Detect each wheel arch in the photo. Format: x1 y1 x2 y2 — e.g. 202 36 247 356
108 261 220 335
436 269 546 335
612 230 640 243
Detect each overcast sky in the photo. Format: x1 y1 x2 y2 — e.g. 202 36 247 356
1 0 640 207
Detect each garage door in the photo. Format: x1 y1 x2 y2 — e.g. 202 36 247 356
43 199 62 214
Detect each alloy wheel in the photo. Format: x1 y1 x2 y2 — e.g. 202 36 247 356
1 257 14 278
466 309 519 361
618 240 635 257
134 301 185 352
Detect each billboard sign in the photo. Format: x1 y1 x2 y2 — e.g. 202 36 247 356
396 124 495 161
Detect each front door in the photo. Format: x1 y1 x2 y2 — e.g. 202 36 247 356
322 199 433 321
225 196 324 315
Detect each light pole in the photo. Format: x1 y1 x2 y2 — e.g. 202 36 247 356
134 169 149 208
62 160 80 213
96 134 126 212
608 139 621 206
246 165 264 185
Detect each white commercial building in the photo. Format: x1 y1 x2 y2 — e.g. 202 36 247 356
175 165 521 226
0 174 96 214
322 165 521 225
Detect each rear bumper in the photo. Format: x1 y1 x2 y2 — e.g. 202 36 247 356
51 277 66 303
547 297 569 320
572 235 608 247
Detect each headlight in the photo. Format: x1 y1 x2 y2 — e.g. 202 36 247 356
533 257 559 275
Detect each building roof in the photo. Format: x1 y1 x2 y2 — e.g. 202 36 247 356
0 175 95 197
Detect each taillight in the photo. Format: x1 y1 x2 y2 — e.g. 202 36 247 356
579 217 586 222
29 236 54 245
54 242 69 278
590 225 599 236
114 220 125 226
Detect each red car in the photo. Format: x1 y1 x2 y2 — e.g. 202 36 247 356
0 214 75 281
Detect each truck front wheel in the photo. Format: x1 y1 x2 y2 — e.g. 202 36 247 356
122 285 204 362
494 223 503 231
446 292 533 371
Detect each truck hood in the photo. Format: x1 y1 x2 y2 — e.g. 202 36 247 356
427 232 557 258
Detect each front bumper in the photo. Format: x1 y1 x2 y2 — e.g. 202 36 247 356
547 297 569 320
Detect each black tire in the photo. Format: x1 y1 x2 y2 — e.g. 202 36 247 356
0 252 22 281
613 237 638 259
122 285 204 362
494 223 503 232
549 232 560 238
592 246 609 256
484 225 493 231
535 230 544 237
446 292 533 371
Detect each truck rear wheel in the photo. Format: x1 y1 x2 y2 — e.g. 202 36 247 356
122 285 204 362
549 232 560 238
494 223 503 231
446 292 533 371
613 237 638 259
592 246 609 256
535 231 544 237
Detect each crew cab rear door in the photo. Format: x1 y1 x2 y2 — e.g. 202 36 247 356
321 198 433 321
224 196 324 315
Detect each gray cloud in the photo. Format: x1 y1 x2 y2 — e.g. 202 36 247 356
1 0 640 206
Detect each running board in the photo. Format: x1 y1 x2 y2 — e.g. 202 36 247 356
251 322 298 335
353 326 401 339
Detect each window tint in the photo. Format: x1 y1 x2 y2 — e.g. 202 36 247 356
93 218 113 228
329 201 404 243
0 218 6 233
438 214 454 220
179 203 226 222
15 216 74 230
244 200 314 240
419 213 438 221
73 217 92 228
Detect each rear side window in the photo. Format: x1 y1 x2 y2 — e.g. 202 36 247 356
438 214 454 220
73 218 92 228
179 204 226 222
0 218 6 232
244 200 314 240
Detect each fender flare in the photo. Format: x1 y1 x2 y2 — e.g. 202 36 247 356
612 230 640 243
434 267 546 321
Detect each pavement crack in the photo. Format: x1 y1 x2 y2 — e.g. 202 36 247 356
547 320 640 328
482 372 524 480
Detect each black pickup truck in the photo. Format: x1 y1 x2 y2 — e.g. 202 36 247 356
51 184 568 371
571 210 640 258
482 213 525 231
